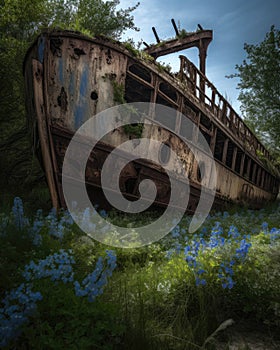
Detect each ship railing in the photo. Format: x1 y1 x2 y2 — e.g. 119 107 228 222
179 55 272 162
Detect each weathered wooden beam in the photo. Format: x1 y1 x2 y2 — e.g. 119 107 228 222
145 30 212 60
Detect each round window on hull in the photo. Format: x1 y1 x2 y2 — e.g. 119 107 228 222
159 142 171 165
197 161 205 182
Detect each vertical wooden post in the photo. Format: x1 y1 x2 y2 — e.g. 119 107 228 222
256 167 261 187
193 112 201 144
199 40 206 101
222 139 229 164
261 169 265 188
211 89 216 113
210 127 217 154
231 147 237 171
179 55 185 81
245 158 251 179
175 96 183 134
199 40 207 75
252 163 257 183
240 154 245 176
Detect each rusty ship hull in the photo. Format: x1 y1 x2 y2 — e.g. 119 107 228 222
23 30 279 212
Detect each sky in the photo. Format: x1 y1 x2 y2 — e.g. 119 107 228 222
119 0 280 114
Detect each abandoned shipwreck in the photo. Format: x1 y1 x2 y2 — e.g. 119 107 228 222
24 25 279 212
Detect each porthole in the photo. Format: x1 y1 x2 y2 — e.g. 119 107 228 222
197 161 205 182
159 142 171 165
90 91 98 100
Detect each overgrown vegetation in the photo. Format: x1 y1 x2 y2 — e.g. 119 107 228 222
156 61 173 73
111 80 144 138
122 123 144 138
256 149 280 177
112 80 126 105
176 28 190 39
1 198 280 349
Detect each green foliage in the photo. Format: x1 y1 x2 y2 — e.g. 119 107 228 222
18 289 124 349
228 26 280 150
124 39 154 63
74 0 140 39
112 80 126 104
124 40 140 56
256 150 280 177
0 0 139 40
229 236 280 327
0 222 35 293
176 28 190 39
157 61 173 73
111 79 144 138
123 123 144 138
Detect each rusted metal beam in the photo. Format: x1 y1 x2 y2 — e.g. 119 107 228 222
152 27 160 43
171 19 180 36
